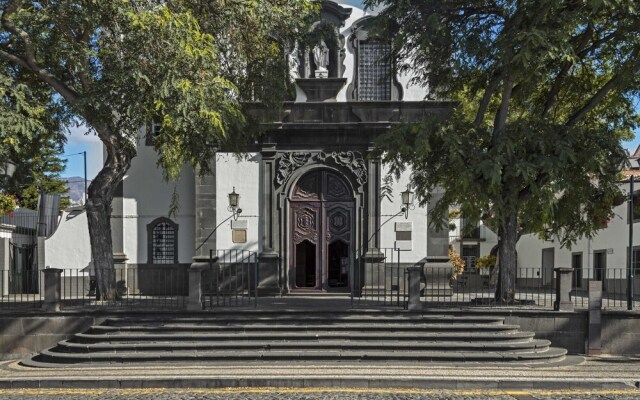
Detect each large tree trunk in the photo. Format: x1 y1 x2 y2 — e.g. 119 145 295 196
497 212 517 303
86 132 135 301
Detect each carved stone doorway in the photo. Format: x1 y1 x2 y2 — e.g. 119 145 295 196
290 170 354 292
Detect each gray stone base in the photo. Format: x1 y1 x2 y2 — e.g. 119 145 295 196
258 251 280 295
422 262 453 297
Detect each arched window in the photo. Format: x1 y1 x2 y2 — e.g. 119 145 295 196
147 217 178 264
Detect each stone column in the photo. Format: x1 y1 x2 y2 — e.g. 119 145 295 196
0 235 11 296
258 145 280 294
588 280 602 355
422 189 452 297
362 151 385 296
554 267 574 312
42 268 63 312
407 266 422 311
186 264 208 311
365 150 382 254
191 161 218 274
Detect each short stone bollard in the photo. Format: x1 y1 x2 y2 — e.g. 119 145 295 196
554 267 574 312
42 268 63 312
588 280 603 355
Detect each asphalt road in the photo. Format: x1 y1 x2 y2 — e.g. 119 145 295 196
1 388 640 399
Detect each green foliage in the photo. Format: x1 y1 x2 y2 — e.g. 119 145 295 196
367 0 639 249
476 255 497 270
0 193 17 216
0 0 318 299
5 129 70 210
449 247 466 283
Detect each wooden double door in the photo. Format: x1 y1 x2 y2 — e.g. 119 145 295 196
290 170 354 291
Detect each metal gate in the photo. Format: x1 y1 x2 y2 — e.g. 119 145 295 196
202 249 258 308
351 248 407 308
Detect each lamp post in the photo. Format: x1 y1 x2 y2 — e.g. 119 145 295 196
401 185 414 219
629 175 635 310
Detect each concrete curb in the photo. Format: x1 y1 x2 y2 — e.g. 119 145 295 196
0 376 638 390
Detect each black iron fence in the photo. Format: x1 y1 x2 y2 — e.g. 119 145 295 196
202 249 258 308
570 268 640 310
0 266 187 310
2 262 639 311
351 248 407 308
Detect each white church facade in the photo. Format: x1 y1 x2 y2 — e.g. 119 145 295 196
36 0 453 297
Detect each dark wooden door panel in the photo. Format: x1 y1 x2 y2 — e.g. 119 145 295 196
290 170 354 291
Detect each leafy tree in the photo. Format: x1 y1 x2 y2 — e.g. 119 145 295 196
1 62 69 208
365 0 640 302
6 130 70 210
0 0 318 299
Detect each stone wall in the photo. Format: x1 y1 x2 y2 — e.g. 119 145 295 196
0 315 105 360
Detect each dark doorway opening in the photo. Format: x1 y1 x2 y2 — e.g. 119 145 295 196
572 252 583 289
328 240 349 288
593 250 607 291
295 240 317 288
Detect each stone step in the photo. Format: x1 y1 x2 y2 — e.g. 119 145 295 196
34 347 568 365
103 315 506 326
71 330 536 343
53 338 552 353
24 311 567 367
88 323 520 334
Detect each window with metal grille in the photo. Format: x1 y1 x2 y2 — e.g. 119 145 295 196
152 222 175 264
357 42 391 101
145 120 162 146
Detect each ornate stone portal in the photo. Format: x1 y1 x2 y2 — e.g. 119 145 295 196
275 151 367 187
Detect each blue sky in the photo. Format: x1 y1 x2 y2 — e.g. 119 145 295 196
60 0 640 179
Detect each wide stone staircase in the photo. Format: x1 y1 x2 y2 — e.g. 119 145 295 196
24 311 567 367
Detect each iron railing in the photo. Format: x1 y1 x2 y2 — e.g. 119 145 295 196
570 268 640 310
422 267 556 309
202 249 258 308
0 266 187 310
351 248 407 308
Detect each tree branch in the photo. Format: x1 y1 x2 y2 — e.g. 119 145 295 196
474 71 501 126
1 0 80 104
492 74 513 145
565 50 640 127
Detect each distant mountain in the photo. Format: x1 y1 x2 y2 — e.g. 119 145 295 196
65 176 90 206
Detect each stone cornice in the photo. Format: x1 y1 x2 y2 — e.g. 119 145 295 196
247 101 454 128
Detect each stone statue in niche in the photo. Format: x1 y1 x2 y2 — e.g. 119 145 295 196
313 40 330 78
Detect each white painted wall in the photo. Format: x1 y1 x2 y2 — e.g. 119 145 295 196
121 136 195 264
43 208 91 271
379 165 429 263
215 153 261 253
517 181 636 277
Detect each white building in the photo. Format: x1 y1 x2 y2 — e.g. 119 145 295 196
38 1 454 297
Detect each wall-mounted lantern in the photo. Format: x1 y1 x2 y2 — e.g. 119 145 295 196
227 187 242 220
401 185 415 219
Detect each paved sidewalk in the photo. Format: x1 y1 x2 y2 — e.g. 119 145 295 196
1 356 640 390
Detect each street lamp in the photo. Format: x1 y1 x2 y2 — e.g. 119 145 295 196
401 185 415 219
194 187 243 252
227 187 242 220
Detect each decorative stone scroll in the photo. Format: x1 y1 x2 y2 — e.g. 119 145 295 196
275 151 368 187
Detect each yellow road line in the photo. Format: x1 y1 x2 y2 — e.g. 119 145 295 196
0 388 639 396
